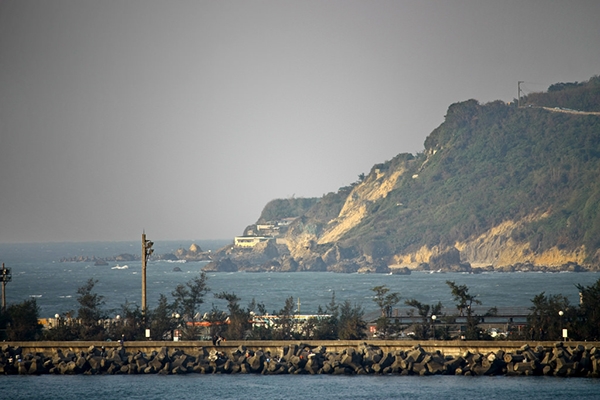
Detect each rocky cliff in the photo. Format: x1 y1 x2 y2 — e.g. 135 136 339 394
219 76 600 273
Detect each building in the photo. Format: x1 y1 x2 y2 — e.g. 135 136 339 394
233 236 273 248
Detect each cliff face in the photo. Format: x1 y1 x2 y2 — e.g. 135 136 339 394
318 166 406 245
276 77 600 272
390 215 587 269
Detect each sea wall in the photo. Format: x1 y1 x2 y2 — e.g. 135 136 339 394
2 340 600 377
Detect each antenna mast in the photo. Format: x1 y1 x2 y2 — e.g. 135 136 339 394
518 81 524 107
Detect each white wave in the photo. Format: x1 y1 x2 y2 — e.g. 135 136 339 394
29 294 42 298
111 264 129 270
166 259 186 263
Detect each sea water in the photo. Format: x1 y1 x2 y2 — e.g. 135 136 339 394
3 374 600 399
1 241 600 398
1 241 598 317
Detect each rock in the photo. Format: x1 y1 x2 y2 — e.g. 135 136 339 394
340 348 362 371
390 267 411 275
202 258 238 272
504 353 525 364
406 346 425 363
298 256 327 272
444 356 466 374
280 257 299 272
247 353 264 373
328 261 360 273
428 248 471 272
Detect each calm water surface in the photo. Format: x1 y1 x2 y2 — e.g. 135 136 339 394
3 374 600 400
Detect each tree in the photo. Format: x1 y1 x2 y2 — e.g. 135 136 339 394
405 299 443 340
214 291 251 340
372 285 401 317
527 292 571 341
76 278 107 340
247 297 267 316
246 298 271 340
171 272 210 339
300 316 318 339
313 292 340 340
42 310 78 341
371 285 401 339
113 302 144 341
3 298 42 341
446 280 482 339
148 294 176 340
575 278 600 340
273 296 297 340
204 304 228 339
338 300 367 340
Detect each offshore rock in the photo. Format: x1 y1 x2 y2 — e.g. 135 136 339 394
202 258 238 272
357 259 391 274
428 248 472 272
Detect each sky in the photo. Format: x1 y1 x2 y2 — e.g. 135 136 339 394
0 0 599 244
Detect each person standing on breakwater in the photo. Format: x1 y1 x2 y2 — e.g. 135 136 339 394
120 334 125 346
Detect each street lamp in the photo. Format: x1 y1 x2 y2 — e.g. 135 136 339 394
172 313 181 341
558 310 565 340
431 315 437 340
1 263 12 312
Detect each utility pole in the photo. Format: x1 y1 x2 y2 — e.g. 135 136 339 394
141 233 154 319
518 81 524 107
1 263 12 312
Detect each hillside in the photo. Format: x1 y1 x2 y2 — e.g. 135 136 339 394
217 76 600 273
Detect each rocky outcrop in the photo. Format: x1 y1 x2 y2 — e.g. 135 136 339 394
280 257 299 272
168 244 211 261
427 248 472 272
61 243 213 264
327 261 361 273
297 255 327 272
2 342 599 377
357 259 391 274
202 258 238 272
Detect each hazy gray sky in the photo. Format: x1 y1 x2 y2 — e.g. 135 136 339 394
1 1 598 243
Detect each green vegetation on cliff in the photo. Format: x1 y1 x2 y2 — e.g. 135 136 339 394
526 76 600 112
257 197 319 223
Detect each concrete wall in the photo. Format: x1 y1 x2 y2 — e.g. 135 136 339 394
6 339 600 358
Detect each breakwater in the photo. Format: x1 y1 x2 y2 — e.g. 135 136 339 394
2 340 600 377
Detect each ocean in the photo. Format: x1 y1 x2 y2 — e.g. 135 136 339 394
2 241 600 398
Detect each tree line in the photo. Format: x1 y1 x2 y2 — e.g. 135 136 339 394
1 274 599 342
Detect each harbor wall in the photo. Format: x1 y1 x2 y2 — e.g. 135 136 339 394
3 340 600 377
5 339 595 357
